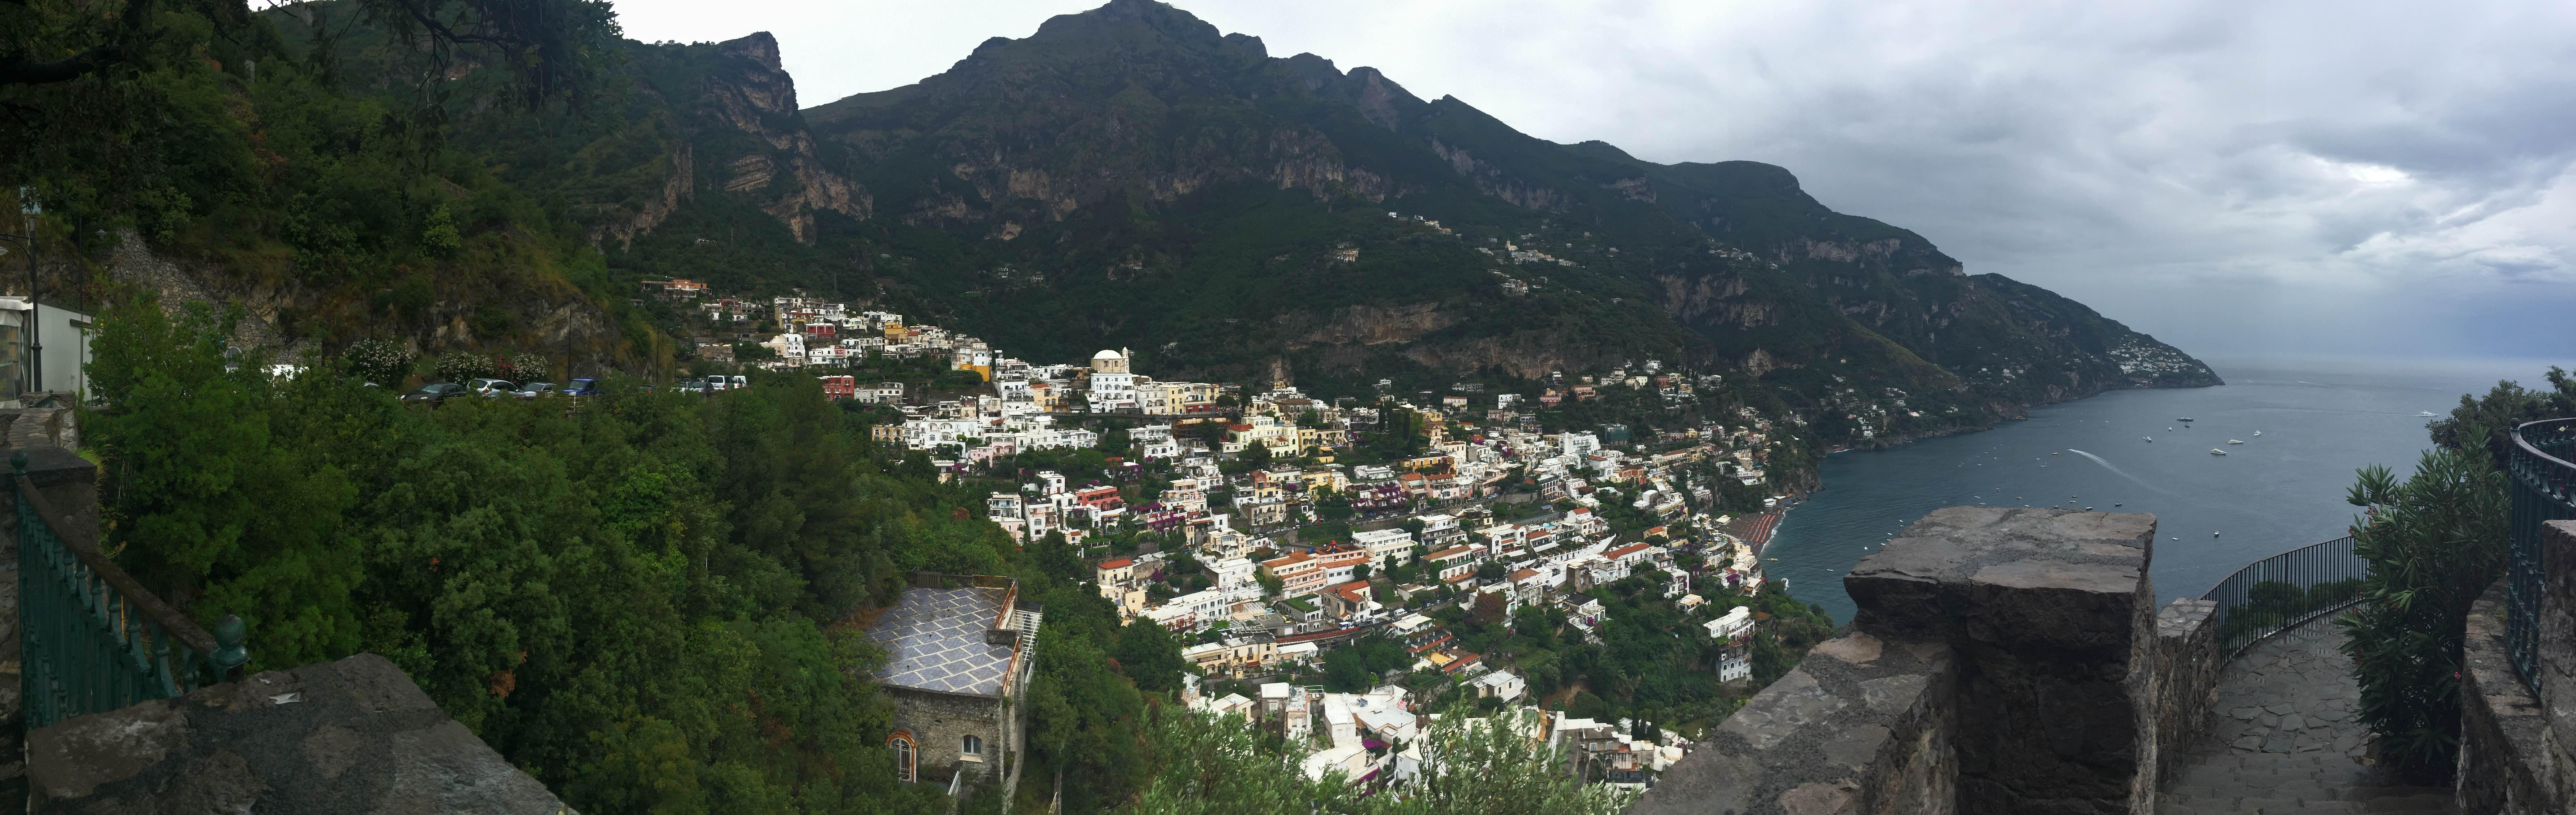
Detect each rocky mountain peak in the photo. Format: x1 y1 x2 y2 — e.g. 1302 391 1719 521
720 31 784 72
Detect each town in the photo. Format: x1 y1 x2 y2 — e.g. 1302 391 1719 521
644 281 1836 794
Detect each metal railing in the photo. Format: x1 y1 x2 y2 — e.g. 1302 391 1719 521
2507 418 2576 696
2199 535 2367 658
16 453 247 728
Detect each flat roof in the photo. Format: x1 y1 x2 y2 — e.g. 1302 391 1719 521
867 586 1018 697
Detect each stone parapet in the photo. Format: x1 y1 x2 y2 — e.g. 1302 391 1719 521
26 653 571 814
1638 507 2159 815
2457 520 2576 815
2151 598 2219 786
1845 507 2157 815
1631 631 1955 815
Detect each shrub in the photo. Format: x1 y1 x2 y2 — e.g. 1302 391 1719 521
434 350 496 383
343 338 414 386
2337 426 2509 782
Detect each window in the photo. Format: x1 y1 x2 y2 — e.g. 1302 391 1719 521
961 735 984 759
889 732 916 782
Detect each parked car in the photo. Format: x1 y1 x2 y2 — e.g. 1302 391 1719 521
468 378 516 397
729 375 747 389
513 382 558 399
679 381 710 394
562 378 603 397
704 375 729 391
402 383 470 405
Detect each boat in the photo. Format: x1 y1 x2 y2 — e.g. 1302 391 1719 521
2251 431 2261 436
2143 436 2153 442
2178 417 2193 422
2419 411 2438 417
2210 449 2226 456
2228 439 2244 445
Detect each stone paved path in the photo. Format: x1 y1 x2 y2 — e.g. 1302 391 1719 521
2158 622 2454 814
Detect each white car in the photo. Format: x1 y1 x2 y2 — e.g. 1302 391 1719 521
468 378 516 397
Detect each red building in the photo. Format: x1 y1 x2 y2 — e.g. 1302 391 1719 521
1074 485 1125 512
819 375 856 400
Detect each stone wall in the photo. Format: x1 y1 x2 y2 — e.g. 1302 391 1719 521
2455 519 2576 814
25 653 570 814
1630 632 1956 815
1632 507 2159 815
2151 598 2219 786
890 686 1009 783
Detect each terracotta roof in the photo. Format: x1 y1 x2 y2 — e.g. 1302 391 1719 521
1605 543 1651 559
1098 557 1135 570
1427 545 1477 561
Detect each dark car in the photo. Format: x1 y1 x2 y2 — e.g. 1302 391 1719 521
562 378 603 398
402 383 470 405
513 382 558 399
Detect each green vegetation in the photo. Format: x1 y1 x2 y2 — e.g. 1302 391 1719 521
2337 392 2529 781
83 297 1189 814
1421 572 1832 738
1128 704 1631 815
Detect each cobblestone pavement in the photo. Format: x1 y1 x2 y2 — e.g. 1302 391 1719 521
2158 623 2454 814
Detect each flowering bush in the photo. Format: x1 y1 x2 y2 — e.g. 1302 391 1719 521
435 350 496 384
344 338 415 386
502 351 551 382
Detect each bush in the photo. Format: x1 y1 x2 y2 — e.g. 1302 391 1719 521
500 351 550 382
433 350 496 383
343 338 414 386
2337 427 2509 782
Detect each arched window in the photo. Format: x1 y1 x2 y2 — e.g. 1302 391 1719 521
888 732 917 782
962 735 984 757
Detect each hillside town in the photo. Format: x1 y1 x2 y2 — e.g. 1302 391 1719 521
655 284 1815 792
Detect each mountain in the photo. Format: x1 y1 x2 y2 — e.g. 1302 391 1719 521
153 0 2209 436
785 0 2216 408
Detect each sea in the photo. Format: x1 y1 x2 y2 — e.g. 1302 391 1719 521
1763 354 2575 625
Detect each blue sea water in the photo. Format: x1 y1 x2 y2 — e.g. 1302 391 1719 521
1764 354 2575 625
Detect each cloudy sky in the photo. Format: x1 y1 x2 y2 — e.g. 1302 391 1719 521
612 0 2576 363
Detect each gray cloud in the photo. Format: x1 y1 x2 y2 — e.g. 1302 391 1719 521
611 0 2576 360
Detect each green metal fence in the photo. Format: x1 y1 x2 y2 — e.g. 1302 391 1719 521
16 452 246 728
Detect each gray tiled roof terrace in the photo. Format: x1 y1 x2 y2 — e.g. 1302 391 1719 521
868 586 1017 697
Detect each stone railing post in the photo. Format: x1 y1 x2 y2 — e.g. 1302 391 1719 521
1843 507 2157 815
1633 507 2158 815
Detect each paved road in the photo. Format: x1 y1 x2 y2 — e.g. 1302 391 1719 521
2157 623 2454 815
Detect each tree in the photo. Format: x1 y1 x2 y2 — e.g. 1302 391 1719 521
1475 561 1508 582
2337 428 2509 781
1114 619 1191 694
1471 591 1508 627
1035 530 1083 582
85 300 362 669
1352 563 1372 583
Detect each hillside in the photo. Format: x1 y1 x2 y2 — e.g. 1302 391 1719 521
786 0 2217 411
39 0 2209 433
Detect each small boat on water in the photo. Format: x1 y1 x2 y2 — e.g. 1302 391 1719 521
2419 411 2438 417
2210 448 2227 456
2251 431 2261 436
2142 436 2153 442
2178 417 2194 422
2228 439 2245 444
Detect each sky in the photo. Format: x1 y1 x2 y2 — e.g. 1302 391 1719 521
611 0 2576 364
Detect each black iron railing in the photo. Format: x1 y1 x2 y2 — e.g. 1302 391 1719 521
2507 419 2576 696
16 453 247 728
2200 535 2367 658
